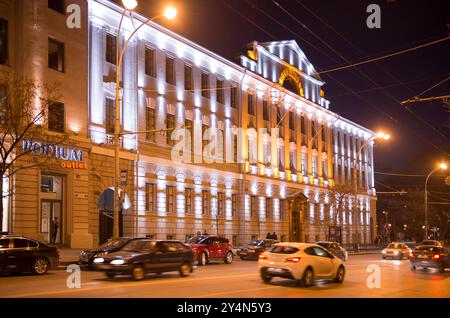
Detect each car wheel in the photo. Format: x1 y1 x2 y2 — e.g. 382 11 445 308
334 266 345 283
32 257 50 275
398 253 403 260
179 262 191 277
198 252 208 266
224 251 233 264
132 265 145 281
260 269 272 284
299 267 314 287
410 265 416 271
105 272 116 279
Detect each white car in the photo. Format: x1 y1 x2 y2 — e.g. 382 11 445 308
258 242 346 287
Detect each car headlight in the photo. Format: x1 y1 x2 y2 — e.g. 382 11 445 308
93 257 104 263
110 259 125 265
382 250 386 254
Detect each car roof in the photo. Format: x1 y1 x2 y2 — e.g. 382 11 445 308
274 242 320 248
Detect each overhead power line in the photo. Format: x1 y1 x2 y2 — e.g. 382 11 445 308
318 37 450 75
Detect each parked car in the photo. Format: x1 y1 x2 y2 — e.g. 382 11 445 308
416 240 444 248
410 246 450 272
79 237 144 267
92 239 195 280
0 235 59 275
186 235 233 266
258 243 345 287
239 239 278 260
315 241 348 262
381 242 412 260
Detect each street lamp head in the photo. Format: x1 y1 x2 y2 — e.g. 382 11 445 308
163 6 177 20
438 162 448 170
122 0 138 10
375 131 390 140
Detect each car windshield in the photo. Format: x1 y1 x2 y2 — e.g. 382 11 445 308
317 242 331 248
415 246 440 252
122 240 155 253
268 245 299 254
387 243 402 249
99 239 127 249
187 236 207 244
249 240 264 246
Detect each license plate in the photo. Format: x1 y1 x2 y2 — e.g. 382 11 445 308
418 255 428 259
268 268 284 273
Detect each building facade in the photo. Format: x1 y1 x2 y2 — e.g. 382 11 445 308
1 0 377 248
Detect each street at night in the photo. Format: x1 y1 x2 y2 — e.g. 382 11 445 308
0 255 448 298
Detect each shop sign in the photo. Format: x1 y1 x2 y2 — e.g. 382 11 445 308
22 140 88 170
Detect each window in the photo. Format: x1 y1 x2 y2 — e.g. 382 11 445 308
216 79 224 104
230 85 238 108
265 198 272 220
290 150 296 172
165 56 175 85
0 19 7 65
105 33 116 65
263 101 269 121
280 199 286 220
277 108 284 138
145 183 156 212
247 94 255 116
41 175 54 193
202 190 210 215
145 108 155 141
312 155 318 177
48 0 65 13
166 114 175 146
144 47 155 77
184 64 192 91
289 112 295 130
166 186 175 213
301 153 306 175
105 98 115 134
231 194 237 217
201 72 210 98
218 192 225 216
12 239 28 248
250 195 257 219
0 239 10 248
185 188 194 214
48 102 64 133
48 38 64 72
184 119 193 159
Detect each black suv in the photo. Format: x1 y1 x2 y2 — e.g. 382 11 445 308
239 239 278 260
0 235 59 275
92 239 195 280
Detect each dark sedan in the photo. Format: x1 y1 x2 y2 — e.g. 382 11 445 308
79 237 144 267
410 246 450 272
315 241 348 262
239 239 278 260
92 239 195 280
0 235 59 275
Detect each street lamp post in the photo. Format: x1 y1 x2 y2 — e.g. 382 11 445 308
352 131 390 251
424 162 448 240
113 1 177 239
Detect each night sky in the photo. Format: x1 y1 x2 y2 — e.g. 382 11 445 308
112 0 450 187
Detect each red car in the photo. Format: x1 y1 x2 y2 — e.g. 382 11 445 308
186 236 233 266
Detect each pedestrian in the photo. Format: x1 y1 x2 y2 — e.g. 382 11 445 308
203 230 209 235
272 232 278 240
266 232 271 239
196 230 201 236
51 216 59 244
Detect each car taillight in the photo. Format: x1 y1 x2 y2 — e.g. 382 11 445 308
259 252 268 260
433 254 441 260
286 257 301 263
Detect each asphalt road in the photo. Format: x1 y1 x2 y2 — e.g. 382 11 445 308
0 254 449 298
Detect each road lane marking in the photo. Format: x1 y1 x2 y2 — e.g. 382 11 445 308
7 272 259 298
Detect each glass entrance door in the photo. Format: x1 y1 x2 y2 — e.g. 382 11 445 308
41 200 62 244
